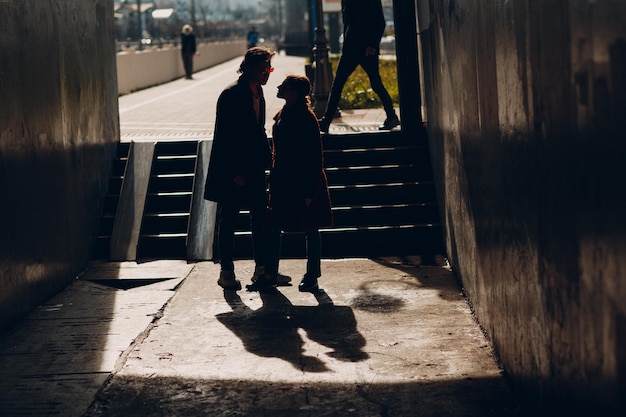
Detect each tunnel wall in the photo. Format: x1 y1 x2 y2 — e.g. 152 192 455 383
0 0 119 332
418 0 626 413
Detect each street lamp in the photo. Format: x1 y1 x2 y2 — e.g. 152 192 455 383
311 0 333 118
136 0 143 50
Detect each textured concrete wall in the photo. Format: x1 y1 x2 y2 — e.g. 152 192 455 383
418 0 626 413
0 0 119 332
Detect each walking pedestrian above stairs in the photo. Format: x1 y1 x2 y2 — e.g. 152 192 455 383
318 0 400 133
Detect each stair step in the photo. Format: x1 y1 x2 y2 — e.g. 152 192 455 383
137 235 187 259
228 225 444 258
325 164 433 184
94 142 131 259
331 203 440 226
96 130 444 261
149 174 195 193
141 213 190 234
322 130 423 150
328 182 437 206
324 146 429 167
154 141 199 155
153 156 197 174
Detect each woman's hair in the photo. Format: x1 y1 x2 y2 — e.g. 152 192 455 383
238 46 276 74
283 74 312 99
282 74 313 107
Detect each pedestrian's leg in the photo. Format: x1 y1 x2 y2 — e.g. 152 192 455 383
183 53 193 78
216 201 242 290
217 202 237 272
320 55 359 131
246 217 279 292
300 230 321 292
263 227 282 278
305 230 322 278
361 55 398 121
249 195 267 272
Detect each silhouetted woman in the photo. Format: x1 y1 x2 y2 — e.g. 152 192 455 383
248 75 333 292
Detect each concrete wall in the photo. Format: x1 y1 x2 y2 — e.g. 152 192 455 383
0 0 119 332
418 0 626 413
116 40 247 95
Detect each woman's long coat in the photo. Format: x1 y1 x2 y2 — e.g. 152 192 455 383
266 102 333 232
204 76 271 203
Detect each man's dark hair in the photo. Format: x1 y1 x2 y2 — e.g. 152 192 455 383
238 46 276 74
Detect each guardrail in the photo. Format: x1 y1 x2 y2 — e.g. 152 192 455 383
116 39 247 95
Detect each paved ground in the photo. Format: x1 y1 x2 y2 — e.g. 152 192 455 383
118 52 393 142
0 54 526 416
0 258 523 417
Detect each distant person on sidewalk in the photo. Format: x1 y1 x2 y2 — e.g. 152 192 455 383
204 46 291 291
247 26 260 48
181 24 197 79
248 75 333 293
318 0 400 133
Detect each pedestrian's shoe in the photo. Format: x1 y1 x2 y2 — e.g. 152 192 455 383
251 266 265 282
378 114 401 130
298 274 319 293
318 117 330 133
276 273 292 286
245 275 277 292
251 266 292 286
217 270 241 291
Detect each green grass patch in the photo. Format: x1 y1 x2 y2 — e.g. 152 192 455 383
329 56 399 110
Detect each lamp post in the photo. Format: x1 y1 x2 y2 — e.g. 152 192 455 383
312 0 333 118
136 0 143 50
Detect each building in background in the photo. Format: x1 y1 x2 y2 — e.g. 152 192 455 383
113 0 285 45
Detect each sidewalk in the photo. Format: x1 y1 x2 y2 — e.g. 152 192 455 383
0 258 523 416
118 52 393 142
0 55 524 416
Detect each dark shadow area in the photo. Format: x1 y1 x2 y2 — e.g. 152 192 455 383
0 260 185 416
84 374 527 417
0 278 121 417
217 289 369 371
355 257 464 307
88 278 176 290
348 287 407 313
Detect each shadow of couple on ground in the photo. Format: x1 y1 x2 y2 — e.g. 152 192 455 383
216 288 369 372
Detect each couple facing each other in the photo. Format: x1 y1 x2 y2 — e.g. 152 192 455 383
204 47 332 294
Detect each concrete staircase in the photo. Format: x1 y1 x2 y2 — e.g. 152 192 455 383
94 130 444 261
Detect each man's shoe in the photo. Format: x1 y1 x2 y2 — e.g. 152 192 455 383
298 275 319 293
251 266 265 282
379 115 400 130
251 266 292 286
218 270 241 291
246 274 277 292
276 273 292 286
